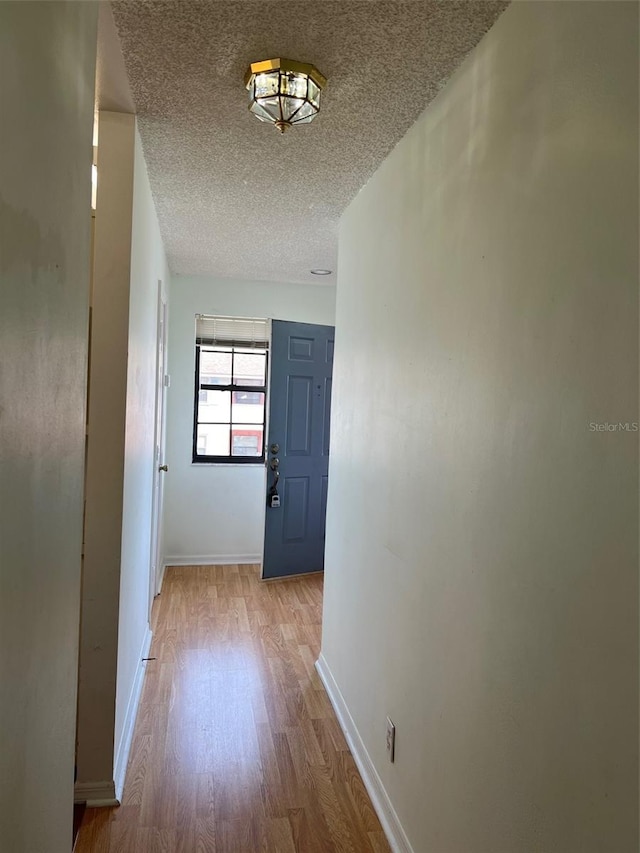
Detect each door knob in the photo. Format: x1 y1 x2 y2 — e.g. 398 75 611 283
159 464 168 472
269 458 279 470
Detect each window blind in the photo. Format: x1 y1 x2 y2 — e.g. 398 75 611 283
195 314 270 348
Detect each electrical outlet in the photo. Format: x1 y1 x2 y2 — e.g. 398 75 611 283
386 717 396 762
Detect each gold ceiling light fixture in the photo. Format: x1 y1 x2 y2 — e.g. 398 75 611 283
245 58 326 133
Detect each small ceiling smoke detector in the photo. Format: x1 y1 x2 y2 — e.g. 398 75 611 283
310 269 332 276
245 57 326 134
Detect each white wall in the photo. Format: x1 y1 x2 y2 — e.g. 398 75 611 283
115 128 170 794
76 115 169 803
321 3 638 852
0 3 97 851
163 276 335 564
77 112 135 800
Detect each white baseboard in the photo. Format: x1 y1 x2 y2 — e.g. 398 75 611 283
113 625 153 802
156 558 167 595
163 554 261 567
315 653 414 853
74 780 118 808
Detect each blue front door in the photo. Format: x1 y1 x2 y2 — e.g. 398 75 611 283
262 320 334 579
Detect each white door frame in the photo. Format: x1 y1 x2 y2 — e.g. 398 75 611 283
149 281 168 618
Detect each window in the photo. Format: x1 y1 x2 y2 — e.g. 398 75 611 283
193 316 269 463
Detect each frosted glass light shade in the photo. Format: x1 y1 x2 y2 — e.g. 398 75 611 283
245 58 326 133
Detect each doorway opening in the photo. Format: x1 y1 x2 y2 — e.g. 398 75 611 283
189 315 335 580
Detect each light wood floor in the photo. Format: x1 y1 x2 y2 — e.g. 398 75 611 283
75 564 390 852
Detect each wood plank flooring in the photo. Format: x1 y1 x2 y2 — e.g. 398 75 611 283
75 564 390 852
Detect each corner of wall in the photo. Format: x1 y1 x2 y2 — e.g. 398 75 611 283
315 654 414 853
113 626 152 802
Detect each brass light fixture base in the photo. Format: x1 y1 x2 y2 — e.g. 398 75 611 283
244 58 327 90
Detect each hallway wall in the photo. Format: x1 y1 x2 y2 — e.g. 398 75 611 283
76 114 169 803
116 127 170 796
77 111 136 802
162 276 335 566
0 3 98 851
321 2 638 851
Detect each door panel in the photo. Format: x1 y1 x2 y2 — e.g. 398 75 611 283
283 477 309 541
320 475 329 541
286 376 313 454
289 336 314 360
322 377 332 456
262 319 334 579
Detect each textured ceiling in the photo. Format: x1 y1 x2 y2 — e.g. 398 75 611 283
111 1 509 284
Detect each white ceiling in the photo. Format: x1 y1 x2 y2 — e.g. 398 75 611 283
108 1 508 285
